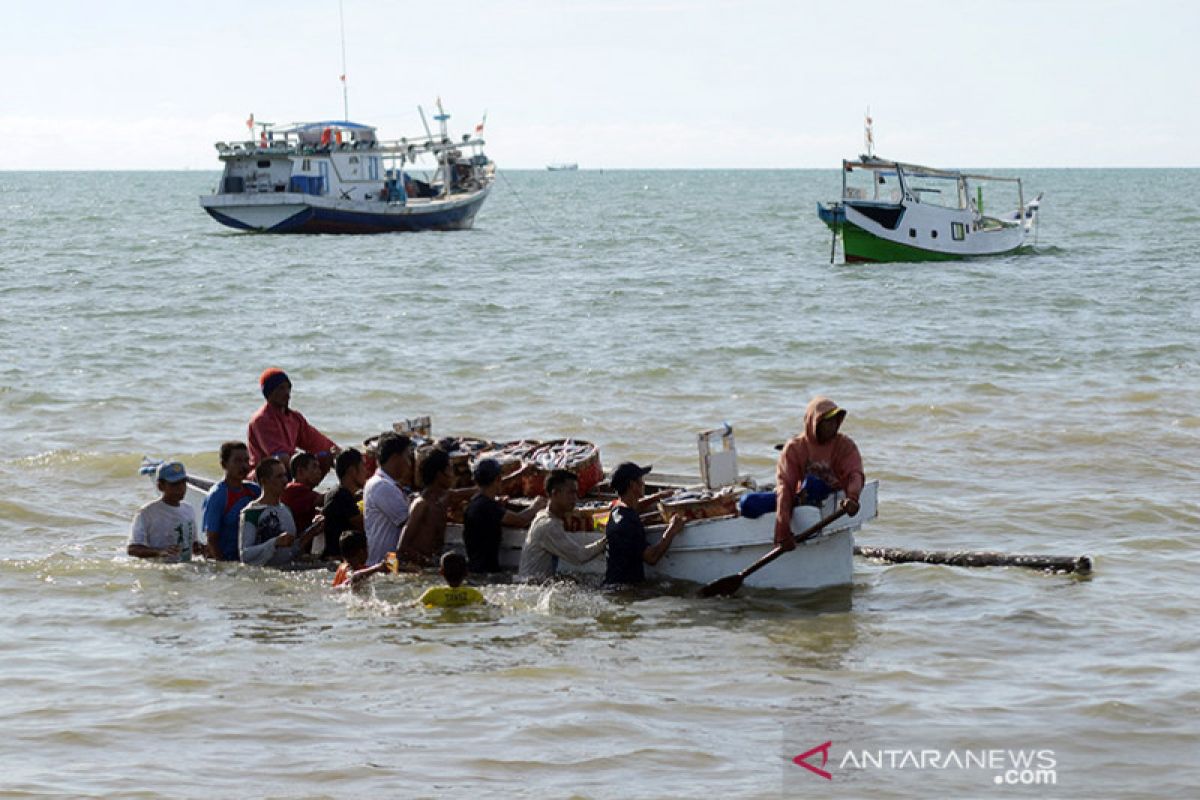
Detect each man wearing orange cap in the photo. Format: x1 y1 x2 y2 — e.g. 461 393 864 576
774 396 864 551
247 368 339 475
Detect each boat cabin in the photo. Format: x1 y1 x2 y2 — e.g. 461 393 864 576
842 156 1026 230
211 120 490 205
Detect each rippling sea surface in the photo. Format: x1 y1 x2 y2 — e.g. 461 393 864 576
0 168 1197 798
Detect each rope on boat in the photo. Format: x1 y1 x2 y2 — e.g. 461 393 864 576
497 169 550 234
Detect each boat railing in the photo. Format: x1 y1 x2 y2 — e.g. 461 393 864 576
215 133 488 160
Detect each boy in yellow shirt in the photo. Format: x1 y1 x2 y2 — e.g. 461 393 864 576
419 552 485 608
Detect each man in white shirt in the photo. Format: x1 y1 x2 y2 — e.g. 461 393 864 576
239 457 323 567
128 461 198 562
363 433 416 566
517 470 606 582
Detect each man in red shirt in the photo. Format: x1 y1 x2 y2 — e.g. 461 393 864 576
247 368 340 475
281 452 326 553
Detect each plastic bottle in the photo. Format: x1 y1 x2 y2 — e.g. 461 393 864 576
177 523 192 563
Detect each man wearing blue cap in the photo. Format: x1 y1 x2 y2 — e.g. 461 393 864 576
128 461 199 561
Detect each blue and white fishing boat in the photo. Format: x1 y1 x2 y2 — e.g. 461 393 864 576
199 105 494 234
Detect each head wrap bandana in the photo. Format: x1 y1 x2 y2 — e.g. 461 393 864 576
259 368 289 399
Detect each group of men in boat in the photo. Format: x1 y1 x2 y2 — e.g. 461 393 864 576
128 368 865 593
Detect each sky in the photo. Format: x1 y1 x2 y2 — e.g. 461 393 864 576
1 0 1197 169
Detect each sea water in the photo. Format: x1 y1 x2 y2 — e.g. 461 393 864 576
0 169 1197 797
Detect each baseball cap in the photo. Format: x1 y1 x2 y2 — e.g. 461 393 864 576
472 458 503 486
610 462 652 494
819 405 847 422
156 461 188 484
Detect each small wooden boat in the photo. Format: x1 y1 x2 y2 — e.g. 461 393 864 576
439 425 877 591
444 481 878 591
174 423 880 592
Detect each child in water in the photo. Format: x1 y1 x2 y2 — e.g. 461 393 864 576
418 552 485 608
332 530 389 588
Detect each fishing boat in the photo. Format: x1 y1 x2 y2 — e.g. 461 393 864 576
818 155 1042 263
445 484 877 591
437 424 878 592
199 106 494 234
169 423 878 592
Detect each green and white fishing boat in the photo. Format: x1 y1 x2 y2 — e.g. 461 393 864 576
819 155 1042 263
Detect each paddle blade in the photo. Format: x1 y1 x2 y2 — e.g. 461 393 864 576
698 573 744 598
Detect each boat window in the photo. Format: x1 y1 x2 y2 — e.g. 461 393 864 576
902 170 966 210
843 165 898 203
257 160 271 168
909 228 917 238
302 159 311 171
931 230 938 239
952 222 965 241
349 156 360 164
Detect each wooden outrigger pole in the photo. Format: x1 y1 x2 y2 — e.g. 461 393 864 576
854 546 1093 575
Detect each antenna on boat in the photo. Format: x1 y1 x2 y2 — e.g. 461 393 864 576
433 97 452 197
864 107 874 158
417 105 435 140
433 96 450 141
338 0 350 120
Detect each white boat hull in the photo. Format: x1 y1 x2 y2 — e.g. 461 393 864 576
840 200 1032 262
182 471 878 592
447 481 879 591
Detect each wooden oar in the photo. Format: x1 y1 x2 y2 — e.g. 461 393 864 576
699 507 848 598
186 475 215 492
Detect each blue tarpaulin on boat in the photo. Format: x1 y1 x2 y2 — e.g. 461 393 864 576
288 175 324 195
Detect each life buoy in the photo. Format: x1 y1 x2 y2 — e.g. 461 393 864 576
335 129 343 145
320 127 332 147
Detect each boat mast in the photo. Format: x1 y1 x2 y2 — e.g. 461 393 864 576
864 107 874 158
434 98 451 198
338 0 350 120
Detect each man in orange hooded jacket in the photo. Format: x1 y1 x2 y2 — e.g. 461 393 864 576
774 396 864 550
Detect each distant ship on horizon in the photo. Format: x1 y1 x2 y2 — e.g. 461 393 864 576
546 162 578 171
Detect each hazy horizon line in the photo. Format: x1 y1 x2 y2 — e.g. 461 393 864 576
4 165 1198 173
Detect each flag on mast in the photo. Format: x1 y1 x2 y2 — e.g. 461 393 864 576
246 113 255 132
475 111 487 135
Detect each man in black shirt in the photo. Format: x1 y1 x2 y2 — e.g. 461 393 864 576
462 458 546 573
321 448 368 558
604 462 685 585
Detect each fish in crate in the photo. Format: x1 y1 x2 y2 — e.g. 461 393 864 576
658 487 742 522
525 439 604 497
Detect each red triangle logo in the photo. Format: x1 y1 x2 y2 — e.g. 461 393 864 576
793 741 833 780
